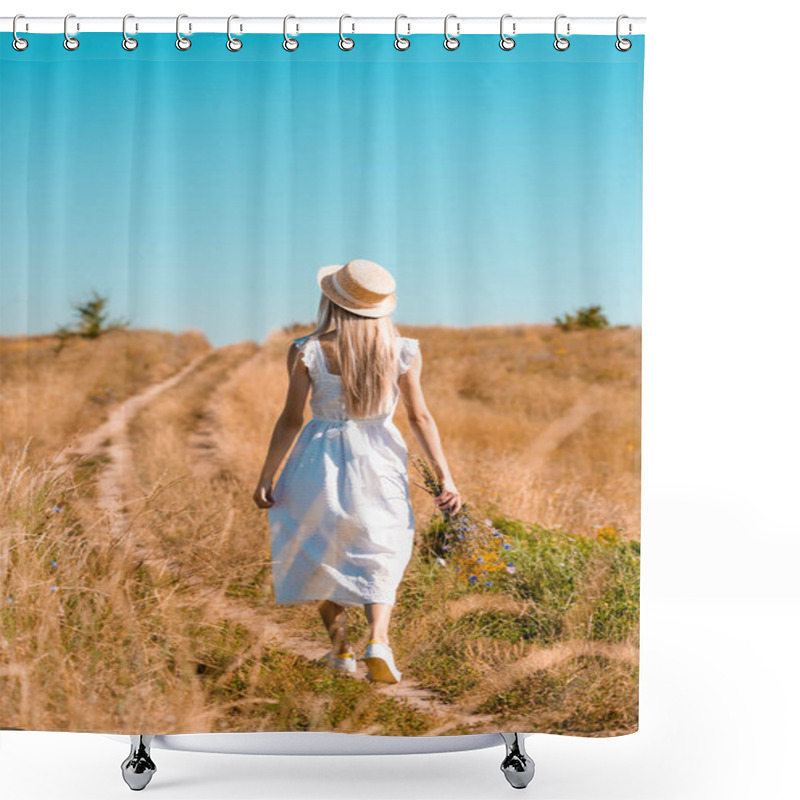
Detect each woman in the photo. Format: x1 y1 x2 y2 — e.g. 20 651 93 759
253 259 461 684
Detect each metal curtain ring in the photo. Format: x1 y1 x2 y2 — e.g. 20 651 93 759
616 14 632 51
394 14 410 51
176 14 191 50
122 14 138 51
339 14 355 50
499 14 516 50
444 14 460 50
64 13 79 51
283 15 299 51
553 14 570 51
227 15 243 51
12 14 28 51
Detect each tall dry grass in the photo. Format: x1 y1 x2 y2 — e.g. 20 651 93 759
0 328 210 463
228 323 641 538
1 323 640 735
0 444 214 731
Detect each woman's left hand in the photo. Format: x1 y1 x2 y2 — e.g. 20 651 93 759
435 480 462 515
253 481 276 509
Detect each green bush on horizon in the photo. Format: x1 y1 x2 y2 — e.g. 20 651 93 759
555 305 610 331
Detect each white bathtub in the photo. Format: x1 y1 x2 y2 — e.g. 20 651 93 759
105 731 535 790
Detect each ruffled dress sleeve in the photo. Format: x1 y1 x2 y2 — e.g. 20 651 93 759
398 337 420 374
295 336 315 376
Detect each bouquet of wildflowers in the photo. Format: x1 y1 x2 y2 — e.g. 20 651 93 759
410 455 514 588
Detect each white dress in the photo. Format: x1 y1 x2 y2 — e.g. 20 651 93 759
268 334 420 608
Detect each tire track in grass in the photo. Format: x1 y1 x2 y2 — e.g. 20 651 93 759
51 353 209 539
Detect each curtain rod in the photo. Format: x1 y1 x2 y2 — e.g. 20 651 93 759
1 16 646 36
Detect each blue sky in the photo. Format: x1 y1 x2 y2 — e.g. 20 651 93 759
1 33 643 348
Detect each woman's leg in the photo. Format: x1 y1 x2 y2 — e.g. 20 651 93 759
318 600 351 655
364 603 393 646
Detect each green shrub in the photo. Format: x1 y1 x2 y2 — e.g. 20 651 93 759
555 305 610 331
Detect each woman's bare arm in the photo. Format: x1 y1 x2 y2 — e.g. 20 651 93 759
253 342 311 509
397 346 462 514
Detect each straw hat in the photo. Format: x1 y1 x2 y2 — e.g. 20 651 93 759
317 259 397 318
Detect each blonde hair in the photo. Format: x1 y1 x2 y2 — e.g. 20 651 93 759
297 293 401 419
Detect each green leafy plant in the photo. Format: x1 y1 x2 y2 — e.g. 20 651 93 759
555 305 609 331
54 289 130 351
73 289 114 337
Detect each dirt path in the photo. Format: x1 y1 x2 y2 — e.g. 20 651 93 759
525 386 607 472
52 354 209 539
186 406 224 481
54 344 493 733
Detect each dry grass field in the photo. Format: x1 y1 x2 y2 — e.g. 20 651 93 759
0 322 639 736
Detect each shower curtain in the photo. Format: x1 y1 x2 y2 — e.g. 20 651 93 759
0 27 644 739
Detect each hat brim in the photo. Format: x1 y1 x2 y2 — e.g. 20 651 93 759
317 264 396 318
